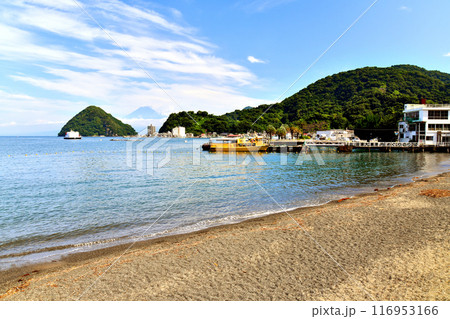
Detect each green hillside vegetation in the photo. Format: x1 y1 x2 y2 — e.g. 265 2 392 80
159 65 450 140
58 105 137 137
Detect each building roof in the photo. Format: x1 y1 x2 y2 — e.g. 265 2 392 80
404 104 450 111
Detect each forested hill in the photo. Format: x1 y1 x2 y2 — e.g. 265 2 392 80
58 106 137 136
159 65 450 137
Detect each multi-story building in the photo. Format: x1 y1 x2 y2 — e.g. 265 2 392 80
172 126 186 138
147 124 156 137
398 103 450 145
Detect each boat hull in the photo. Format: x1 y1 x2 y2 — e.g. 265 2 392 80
209 145 268 152
64 130 82 139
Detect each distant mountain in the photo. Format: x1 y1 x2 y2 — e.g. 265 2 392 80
58 106 137 136
125 106 165 119
159 65 450 140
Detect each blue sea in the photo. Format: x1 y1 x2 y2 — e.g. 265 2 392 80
0 136 449 270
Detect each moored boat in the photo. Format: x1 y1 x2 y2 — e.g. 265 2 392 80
208 136 268 152
64 130 82 139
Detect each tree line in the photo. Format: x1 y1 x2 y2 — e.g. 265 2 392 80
159 65 450 140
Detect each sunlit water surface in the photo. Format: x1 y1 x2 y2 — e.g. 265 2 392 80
0 137 448 269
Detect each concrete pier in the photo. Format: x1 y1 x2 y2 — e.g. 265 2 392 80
203 140 450 153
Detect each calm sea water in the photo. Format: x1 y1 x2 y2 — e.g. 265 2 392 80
0 136 449 269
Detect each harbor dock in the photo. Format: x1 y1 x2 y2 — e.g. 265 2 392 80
269 141 450 153
203 140 450 153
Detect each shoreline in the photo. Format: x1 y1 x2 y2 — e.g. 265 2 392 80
1 164 445 271
1 171 449 300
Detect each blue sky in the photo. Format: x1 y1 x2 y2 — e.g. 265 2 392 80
0 0 449 135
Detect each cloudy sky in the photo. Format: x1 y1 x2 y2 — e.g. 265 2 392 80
0 0 449 135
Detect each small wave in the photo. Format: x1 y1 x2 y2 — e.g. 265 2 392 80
73 237 119 247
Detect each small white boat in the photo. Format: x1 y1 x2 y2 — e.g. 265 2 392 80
64 130 82 139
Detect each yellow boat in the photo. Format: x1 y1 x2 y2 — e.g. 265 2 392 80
209 136 269 152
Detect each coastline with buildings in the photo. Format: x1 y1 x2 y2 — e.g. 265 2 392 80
142 102 450 154
1 0 449 305
398 102 450 145
199 103 450 153
1 101 449 300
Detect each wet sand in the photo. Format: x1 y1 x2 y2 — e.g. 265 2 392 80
1 172 449 300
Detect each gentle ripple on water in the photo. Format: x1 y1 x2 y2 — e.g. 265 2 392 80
0 136 449 269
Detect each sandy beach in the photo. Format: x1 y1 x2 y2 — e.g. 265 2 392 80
0 172 449 301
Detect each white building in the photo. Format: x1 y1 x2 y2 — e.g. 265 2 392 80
398 104 450 145
315 130 355 141
172 126 186 138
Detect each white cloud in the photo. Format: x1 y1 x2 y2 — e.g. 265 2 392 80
0 0 268 135
170 8 183 19
95 0 193 36
0 1 258 85
0 121 17 127
15 6 103 41
0 89 84 113
0 88 88 135
11 69 120 99
9 66 268 118
444 53 450 57
238 0 294 12
399 6 411 12
247 56 266 64
20 0 79 10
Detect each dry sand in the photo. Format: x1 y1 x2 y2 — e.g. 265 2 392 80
1 172 449 301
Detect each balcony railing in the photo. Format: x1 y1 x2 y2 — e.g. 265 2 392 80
405 104 450 110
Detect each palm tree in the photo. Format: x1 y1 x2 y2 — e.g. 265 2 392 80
266 125 276 140
276 126 287 139
290 126 301 139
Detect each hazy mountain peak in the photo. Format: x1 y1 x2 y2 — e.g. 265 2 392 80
125 107 165 119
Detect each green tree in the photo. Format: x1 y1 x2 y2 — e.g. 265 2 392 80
159 65 450 140
276 126 287 139
280 124 291 138
58 105 136 136
266 125 276 139
236 120 251 133
290 126 301 139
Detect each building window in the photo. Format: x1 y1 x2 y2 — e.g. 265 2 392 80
426 136 434 141
428 124 450 131
405 111 419 121
428 110 448 120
